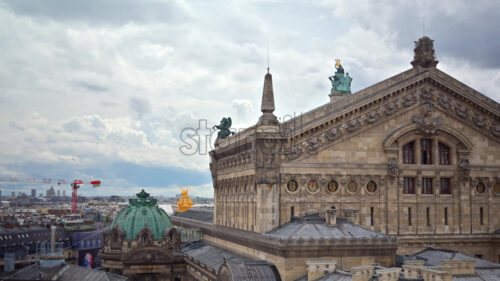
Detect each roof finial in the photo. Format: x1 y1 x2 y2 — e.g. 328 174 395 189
267 45 270 74
258 62 278 126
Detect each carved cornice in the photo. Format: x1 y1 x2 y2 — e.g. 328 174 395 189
285 84 499 162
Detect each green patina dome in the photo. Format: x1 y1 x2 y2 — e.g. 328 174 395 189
110 189 171 240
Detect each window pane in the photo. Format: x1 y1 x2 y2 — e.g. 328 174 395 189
422 178 433 194
440 178 451 194
403 141 415 164
439 143 450 165
403 177 415 194
421 139 433 164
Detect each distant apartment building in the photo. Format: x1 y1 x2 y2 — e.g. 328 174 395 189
31 189 36 198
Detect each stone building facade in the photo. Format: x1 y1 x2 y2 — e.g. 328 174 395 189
209 37 500 263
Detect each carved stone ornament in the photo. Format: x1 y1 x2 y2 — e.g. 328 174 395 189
304 136 321 154
403 94 416 107
387 157 399 181
324 127 340 141
438 95 450 109
122 247 173 265
286 145 302 161
419 87 433 100
412 101 443 135
365 110 379 124
347 119 359 132
459 158 471 181
492 125 500 138
385 102 397 115
411 36 439 68
456 104 468 119
473 113 485 128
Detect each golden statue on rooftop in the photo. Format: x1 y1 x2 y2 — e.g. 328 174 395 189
177 186 193 212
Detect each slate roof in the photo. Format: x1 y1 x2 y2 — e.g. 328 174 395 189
224 261 282 281
173 207 214 223
264 215 389 240
5 264 127 281
182 240 249 273
408 248 500 281
0 226 68 248
182 241 280 280
409 248 500 269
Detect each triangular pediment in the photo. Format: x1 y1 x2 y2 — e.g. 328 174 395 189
284 67 500 162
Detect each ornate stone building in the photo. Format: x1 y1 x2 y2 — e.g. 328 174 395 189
208 36 500 268
100 189 185 280
101 190 283 281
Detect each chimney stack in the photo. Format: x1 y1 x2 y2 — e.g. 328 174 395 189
50 225 56 253
325 208 337 225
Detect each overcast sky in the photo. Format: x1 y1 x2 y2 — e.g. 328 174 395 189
0 0 499 198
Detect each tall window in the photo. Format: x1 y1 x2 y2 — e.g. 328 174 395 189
408 207 412 226
439 143 450 165
426 207 431 226
370 207 374 226
421 139 433 164
403 177 415 194
440 178 451 194
444 207 448 226
403 141 415 164
480 207 484 225
291 206 295 219
422 178 433 194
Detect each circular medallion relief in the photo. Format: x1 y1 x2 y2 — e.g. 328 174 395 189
476 182 486 194
287 180 298 193
327 180 339 193
347 180 358 193
366 181 378 193
307 180 319 193
493 182 500 195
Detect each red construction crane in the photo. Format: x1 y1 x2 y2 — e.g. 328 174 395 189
71 180 101 213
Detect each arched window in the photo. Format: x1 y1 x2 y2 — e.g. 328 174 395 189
421 139 433 164
402 141 415 164
439 143 450 165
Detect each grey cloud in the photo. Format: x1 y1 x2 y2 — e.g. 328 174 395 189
129 97 151 120
74 81 108 93
317 0 500 68
3 0 190 26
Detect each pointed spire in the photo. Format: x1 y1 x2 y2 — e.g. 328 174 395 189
258 69 278 125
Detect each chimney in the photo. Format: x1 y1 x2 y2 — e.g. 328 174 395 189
376 268 401 281
50 225 56 253
341 209 360 224
258 70 279 126
306 260 336 281
351 265 374 281
325 208 337 225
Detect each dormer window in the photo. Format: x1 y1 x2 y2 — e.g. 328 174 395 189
403 141 415 164
439 143 450 165
141 233 149 245
421 139 433 164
